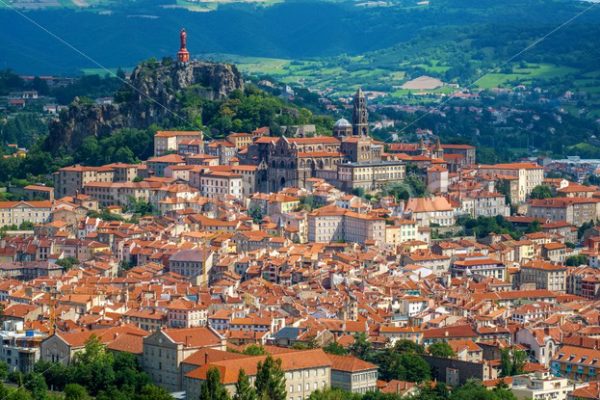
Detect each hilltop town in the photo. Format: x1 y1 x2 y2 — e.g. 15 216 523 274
1 30 600 400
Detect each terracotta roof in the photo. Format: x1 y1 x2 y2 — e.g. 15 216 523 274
327 354 377 372
186 349 332 384
155 130 202 138
0 200 52 209
405 196 453 213
162 327 222 348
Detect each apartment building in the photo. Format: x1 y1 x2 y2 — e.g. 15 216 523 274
519 260 567 293
328 354 378 394
53 165 114 197
106 163 144 182
308 205 385 245
451 255 506 280
511 371 574 400
336 160 406 192
166 299 208 328
154 130 203 156
551 345 600 381
528 197 600 226
404 196 455 227
202 165 259 197
0 201 52 228
83 181 160 207
0 321 46 373
426 165 448 194
478 162 544 203
184 349 332 400
385 219 419 247
189 170 243 200
471 191 510 217
441 144 476 166
142 326 225 392
226 132 254 150
379 326 424 345
168 249 214 286
146 154 186 177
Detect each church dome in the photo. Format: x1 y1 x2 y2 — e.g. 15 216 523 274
334 118 352 128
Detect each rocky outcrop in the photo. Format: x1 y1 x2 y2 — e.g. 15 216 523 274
47 59 244 152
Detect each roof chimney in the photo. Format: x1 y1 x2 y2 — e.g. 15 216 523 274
204 352 208 365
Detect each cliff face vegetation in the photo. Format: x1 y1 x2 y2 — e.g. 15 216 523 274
46 58 244 152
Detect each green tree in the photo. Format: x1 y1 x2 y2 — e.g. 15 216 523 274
255 356 286 400
7 388 34 400
428 342 455 358
126 197 154 216
450 380 516 400
55 257 79 270
0 361 8 381
308 388 361 400
578 220 595 239
64 384 90 400
500 348 527 377
112 352 151 390
233 369 256 400
566 254 589 266
351 187 366 198
24 373 47 400
248 207 264 224
525 220 541 234
348 333 372 360
529 185 553 199
135 384 173 400
393 340 425 355
199 367 230 400
19 221 35 230
323 342 348 356
243 345 266 356
298 195 317 211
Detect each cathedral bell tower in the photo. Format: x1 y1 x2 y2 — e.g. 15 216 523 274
352 87 369 136
177 28 190 63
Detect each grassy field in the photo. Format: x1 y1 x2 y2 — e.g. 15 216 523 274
211 53 600 106
174 0 282 11
81 68 124 77
1 0 115 9
475 64 578 89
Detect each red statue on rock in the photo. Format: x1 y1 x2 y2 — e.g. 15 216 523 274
177 28 190 63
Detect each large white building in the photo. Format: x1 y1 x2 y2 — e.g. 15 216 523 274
308 205 385 245
190 170 243 200
153 130 203 156
478 162 544 203
0 201 53 228
511 371 577 400
404 196 455 227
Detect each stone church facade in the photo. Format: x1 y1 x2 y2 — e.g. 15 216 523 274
251 88 390 192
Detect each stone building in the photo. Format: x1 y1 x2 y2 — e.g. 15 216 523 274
251 88 387 193
308 205 385 245
528 197 600 226
142 327 225 392
352 88 369 136
184 349 332 400
328 354 378 394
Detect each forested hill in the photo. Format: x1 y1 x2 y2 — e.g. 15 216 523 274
45 58 244 153
2 0 599 75
0 58 333 186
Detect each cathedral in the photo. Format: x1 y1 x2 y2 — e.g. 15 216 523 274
254 88 389 192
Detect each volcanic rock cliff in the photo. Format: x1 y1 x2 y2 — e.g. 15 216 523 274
47 59 244 152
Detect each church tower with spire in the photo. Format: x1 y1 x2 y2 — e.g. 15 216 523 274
177 28 190 63
352 87 368 136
